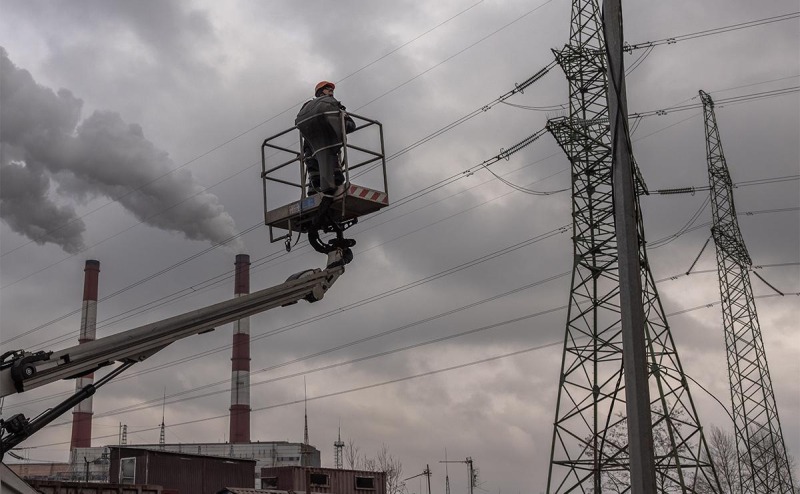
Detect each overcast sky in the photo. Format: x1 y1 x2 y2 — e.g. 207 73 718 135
1 0 798 492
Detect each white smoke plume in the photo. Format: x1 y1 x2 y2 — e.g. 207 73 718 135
0 47 243 253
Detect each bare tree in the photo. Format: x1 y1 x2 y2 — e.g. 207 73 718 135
697 426 738 494
588 407 720 493
345 439 361 470
697 425 799 494
345 440 404 494
376 444 404 494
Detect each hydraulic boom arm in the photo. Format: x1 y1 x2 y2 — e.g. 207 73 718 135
0 250 348 454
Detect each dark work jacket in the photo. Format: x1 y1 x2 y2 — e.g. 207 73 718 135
295 95 356 138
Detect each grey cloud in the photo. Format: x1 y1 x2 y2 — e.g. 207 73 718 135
0 48 243 251
0 161 87 254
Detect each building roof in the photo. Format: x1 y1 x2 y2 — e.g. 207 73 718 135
219 489 306 494
110 445 257 463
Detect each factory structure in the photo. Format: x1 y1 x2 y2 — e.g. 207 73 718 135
11 256 326 486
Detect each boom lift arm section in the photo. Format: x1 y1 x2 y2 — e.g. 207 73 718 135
0 249 348 454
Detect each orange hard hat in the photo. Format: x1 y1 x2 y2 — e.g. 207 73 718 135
314 81 335 95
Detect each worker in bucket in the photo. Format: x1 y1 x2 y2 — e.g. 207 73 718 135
295 81 356 194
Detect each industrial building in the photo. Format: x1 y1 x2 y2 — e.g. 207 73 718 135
7 256 327 491
68 442 319 485
107 446 255 493
259 466 387 494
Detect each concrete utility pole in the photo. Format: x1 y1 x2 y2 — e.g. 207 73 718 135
602 1 656 492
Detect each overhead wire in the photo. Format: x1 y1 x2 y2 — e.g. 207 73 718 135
3 7 796 458
50 276 574 421
5 121 567 349
648 206 800 248
0 1 489 261
648 195 712 249
2 21 790 293
20 290 798 450
6 226 572 411
4 84 794 347
3 9 794 263
4 12 798 427
624 12 800 52
9 199 797 414
654 262 800 285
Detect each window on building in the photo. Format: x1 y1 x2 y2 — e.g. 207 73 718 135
262 476 279 489
119 458 136 484
310 473 330 486
356 476 376 489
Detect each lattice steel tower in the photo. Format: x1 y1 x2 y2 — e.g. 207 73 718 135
700 89 795 494
544 1 720 491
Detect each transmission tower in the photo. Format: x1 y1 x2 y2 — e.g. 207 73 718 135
700 89 795 494
544 1 720 491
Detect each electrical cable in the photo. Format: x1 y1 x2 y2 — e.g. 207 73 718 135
4 90 794 348
3 10 794 263
648 206 800 248
3 42 796 378
655 263 800 285
649 194 711 249
351 0 559 113
2 24 564 294
625 12 800 52
18 290 796 450
0 0 490 261
3 122 565 349
4 224 572 410
60 285 573 421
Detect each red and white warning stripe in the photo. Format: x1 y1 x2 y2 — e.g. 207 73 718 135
348 184 389 204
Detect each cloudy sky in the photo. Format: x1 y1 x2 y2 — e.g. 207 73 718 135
1 0 798 491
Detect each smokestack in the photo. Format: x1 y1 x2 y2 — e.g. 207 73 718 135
229 254 251 443
70 259 99 450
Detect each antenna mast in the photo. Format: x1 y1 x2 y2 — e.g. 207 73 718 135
444 450 450 494
334 423 345 469
301 377 310 467
159 388 166 449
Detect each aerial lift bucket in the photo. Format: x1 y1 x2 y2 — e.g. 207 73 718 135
261 110 389 251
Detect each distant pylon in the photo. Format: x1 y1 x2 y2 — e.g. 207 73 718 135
700 89 795 494
544 0 720 491
159 388 166 449
301 378 310 467
334 424 345 469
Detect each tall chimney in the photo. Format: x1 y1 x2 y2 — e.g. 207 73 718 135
229 254 251 443
70 260 99 450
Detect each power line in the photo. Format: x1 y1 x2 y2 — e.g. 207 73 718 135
4 224 572 410
625 12 800 52
6 8 788 266
4 91 793 348
3 120 564 347
0 0 505 260
17 290 797 451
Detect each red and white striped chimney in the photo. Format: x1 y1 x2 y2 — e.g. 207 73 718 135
70 259 99 450
229 254 251 443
